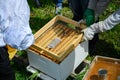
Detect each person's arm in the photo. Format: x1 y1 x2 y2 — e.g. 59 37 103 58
82 8 120 40
0 0 13 47
3 0 34 50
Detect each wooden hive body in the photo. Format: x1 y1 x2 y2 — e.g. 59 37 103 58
29 15 85 63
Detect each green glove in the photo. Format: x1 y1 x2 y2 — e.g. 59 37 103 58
84 8 95 26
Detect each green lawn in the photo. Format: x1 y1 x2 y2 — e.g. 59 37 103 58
12 0 120 80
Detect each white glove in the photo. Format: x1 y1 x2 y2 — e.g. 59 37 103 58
82 8 120 41
82 21 105 41
82 27 95 41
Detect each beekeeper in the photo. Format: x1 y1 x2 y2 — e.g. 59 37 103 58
69 0 111 55
82 8 120 41
0 0 34 80
84 0 112 55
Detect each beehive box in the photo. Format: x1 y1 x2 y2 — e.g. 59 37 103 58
29 15 85 63
83 56 120 80
27 15 88 80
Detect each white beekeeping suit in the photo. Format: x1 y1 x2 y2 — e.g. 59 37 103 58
82 8 120 40
0 0 34 50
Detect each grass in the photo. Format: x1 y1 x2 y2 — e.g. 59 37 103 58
11 0 120 80
28 0 72 34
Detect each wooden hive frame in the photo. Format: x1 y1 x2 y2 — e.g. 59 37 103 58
29 15 85 63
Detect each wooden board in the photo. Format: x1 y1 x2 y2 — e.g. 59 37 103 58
28 15 85 63
83 56 120 80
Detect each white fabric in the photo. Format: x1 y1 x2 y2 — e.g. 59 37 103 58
0 0 34 50
82 8 120 41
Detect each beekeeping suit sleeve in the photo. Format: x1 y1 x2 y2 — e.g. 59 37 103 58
82 8 120 40
0 0 34 50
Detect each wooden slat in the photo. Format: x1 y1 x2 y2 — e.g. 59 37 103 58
56 31 76 55
71 33 83 47
35 25 56 44
32 44 62 61
56 33 77 59
49 25 68 52
42 24 64 48
58 44 74 61
58 15 79 27
35 23 59 44
34 16 59 39
28 47 59 63
53 33 83 61
38 24 62 46
51 28 73 53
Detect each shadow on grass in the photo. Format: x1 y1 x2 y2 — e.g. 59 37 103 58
94 39 120 59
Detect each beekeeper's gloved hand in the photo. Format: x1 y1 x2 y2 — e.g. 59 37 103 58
84 8 95 26
82 27 95 41
82 21 104 41
82 8 120 41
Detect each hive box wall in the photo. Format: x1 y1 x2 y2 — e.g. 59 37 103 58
27 41 88 80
